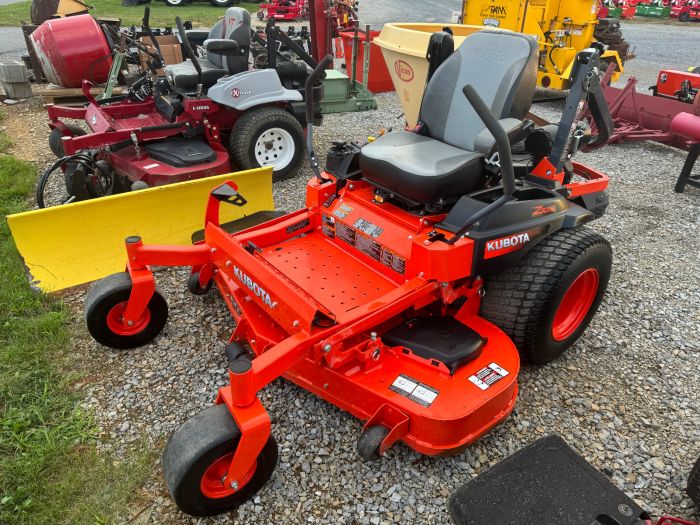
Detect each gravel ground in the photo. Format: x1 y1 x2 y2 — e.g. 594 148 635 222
2 18 699 525
24 91 696 525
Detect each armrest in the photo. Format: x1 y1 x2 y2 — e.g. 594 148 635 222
473 118 525 156
185 30 210 48
203 38 240 56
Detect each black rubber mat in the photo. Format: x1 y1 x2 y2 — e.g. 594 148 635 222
448 434 649 525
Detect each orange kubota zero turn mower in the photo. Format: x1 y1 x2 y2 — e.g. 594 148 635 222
84 30 615 516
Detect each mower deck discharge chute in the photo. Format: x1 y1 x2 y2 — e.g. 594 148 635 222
84 30 615 517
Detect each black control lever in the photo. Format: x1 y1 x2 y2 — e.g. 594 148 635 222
305 54 334 181
176 16 202 94
446 85 516 245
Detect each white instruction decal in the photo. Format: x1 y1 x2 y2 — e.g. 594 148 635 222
468 362 510 391
390 374 439 407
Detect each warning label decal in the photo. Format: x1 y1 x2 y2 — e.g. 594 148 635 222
390 374 439 407
329 218 406 274
468 363 510 391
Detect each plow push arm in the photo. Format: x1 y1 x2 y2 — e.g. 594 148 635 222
549 47 614 169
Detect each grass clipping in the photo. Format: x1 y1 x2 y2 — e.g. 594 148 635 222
0 114 153 524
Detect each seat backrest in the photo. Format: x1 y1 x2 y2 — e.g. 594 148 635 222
206 7 251 75
419 30 537 152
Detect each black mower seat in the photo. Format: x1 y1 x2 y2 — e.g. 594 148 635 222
360 30 537 205
166 59 226 92
360 132 485 202
166 7 251 92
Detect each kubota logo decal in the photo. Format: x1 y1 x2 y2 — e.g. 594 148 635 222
233 266 276 309
484 232 531 259
394 60 414 82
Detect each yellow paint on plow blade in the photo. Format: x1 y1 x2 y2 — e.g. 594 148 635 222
7 168 274 292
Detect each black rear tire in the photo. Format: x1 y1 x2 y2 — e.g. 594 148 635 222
688 455 700 506
163 404 278 517
49 124 86 158
85 272 168 350
680 12 690 22
480 227 612 365
229 107 304 182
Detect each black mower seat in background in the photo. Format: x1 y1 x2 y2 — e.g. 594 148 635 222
166 59 226 92
360 30 538 204
165 7 251 92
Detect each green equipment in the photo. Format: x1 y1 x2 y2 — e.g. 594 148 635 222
322 25 377 114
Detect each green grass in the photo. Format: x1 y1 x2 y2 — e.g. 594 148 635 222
0 115 154 524
0 0 257 27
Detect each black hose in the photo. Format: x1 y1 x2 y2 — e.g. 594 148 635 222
36 153 112 208
36 154 93 208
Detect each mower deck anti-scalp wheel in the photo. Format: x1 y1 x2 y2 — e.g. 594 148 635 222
187 271 213 296
49 124 86 158
163 404 278 517
481 227 612 364
229 107 304 182
357 425 390 461
85 272 168 350
688 454 700 506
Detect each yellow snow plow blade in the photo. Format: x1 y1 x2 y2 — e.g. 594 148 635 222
7 168 273 292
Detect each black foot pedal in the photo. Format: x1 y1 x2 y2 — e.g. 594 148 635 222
382 316 483 374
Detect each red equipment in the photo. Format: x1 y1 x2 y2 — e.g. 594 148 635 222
30 14 113 87
257 0 309 22
670 112 700 192
84 33 616 517
584 64 700 151
671 0 700 20
653 69 700 103
338 30 394 93
40 10 316 207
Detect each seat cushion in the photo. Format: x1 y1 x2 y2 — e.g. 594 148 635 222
359 131 485 203
165 58 226 92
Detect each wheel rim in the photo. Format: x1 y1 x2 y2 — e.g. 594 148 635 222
254 127 295 171
551 268 600 342
168 0 182 5
200 452 257 499
106 301 151 336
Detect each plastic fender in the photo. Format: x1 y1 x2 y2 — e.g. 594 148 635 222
7 168 274 292
207 69 303 111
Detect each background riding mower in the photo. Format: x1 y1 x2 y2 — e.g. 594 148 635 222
83 29 615 516
39 7 322 207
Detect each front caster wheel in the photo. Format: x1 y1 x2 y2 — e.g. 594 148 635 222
187 271 213 296
357 425 389 461
85 272 168 350
163 404 278 517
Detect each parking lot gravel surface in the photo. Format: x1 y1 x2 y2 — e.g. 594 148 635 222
1 12 699 525
40 91 696 524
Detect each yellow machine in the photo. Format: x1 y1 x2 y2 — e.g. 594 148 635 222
461 0 624 90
